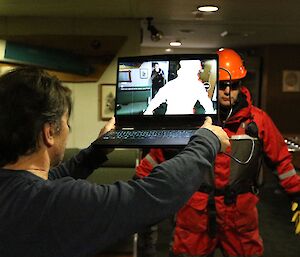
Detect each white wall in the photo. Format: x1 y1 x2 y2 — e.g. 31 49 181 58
64 82 100 148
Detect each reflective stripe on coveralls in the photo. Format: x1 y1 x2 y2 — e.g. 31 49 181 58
278 169 297 180
145 154 159 168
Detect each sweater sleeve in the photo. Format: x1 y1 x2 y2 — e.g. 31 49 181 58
47 128 220 256
48 144 108 180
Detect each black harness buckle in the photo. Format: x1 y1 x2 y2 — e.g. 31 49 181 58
224 187 237 205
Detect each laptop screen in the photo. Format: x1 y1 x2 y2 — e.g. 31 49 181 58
115 54 219 128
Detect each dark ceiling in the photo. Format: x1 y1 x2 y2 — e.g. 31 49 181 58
0 0 299 80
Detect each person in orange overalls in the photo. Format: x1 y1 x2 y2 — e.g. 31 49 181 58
135 49 300 257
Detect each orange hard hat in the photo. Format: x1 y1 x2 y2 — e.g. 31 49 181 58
217 48 247 81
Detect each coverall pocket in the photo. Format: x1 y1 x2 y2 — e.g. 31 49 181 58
175 192 209 233
234 193 259 233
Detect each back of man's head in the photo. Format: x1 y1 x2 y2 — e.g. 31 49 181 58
0 67 72 167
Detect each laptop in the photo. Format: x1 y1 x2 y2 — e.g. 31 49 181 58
94 53 219 148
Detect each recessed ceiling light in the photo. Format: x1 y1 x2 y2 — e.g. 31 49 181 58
165 48 173 52
169 41 182 47
197 5 219 12
220 30 228 37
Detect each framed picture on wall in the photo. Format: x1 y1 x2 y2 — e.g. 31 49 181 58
282 70 300 92
140 68 148 79
98 84 116 120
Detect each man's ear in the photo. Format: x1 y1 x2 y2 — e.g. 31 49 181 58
42 123 55 147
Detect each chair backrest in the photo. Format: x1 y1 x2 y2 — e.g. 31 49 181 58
64 148 140 184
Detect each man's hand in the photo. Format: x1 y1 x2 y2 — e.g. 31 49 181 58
98 117 115 138
291 201 300 235
94 117 116 155
201 117 230 152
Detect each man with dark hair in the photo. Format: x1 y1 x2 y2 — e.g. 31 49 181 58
0 68 72 168
0 67 229 257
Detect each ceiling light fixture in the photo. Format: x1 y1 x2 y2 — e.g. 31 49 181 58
169 41 182 47
197 5 219 12
220 30 228 37
146 17 163 42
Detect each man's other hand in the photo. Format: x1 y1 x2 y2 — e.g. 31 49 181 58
95 117 116 155
98 117 115 138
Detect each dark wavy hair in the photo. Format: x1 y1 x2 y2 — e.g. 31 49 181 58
0 67 72 166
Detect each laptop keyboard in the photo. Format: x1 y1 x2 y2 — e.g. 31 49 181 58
103 129 196 140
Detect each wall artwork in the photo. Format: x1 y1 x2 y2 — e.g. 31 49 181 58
282 70 300 92
140 68 148 79
99 84 116 120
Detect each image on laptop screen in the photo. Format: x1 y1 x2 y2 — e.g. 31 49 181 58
115 54 218 120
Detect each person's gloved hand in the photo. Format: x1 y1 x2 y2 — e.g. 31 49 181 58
291 201 300 235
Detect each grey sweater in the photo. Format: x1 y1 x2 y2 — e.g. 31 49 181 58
0 128 220 257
